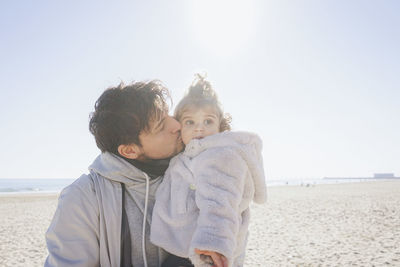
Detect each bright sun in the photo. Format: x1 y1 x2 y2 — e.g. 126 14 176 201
188 0 256 57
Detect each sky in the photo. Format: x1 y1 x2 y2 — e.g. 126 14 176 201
1 0 399 180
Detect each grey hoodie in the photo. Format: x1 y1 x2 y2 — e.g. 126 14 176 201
45 152 168 267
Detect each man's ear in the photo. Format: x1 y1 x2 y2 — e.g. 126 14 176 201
117 144 142 159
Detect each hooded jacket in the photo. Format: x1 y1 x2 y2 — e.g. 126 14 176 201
150 131 267 267
45 152 168 267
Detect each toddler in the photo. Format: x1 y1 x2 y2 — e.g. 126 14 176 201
150 75 266 267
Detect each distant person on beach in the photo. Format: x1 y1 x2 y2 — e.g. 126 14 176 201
45 81 191 267
150 75 267 267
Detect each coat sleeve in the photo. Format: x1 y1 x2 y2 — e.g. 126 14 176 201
189 147 247 264
45 176 100 267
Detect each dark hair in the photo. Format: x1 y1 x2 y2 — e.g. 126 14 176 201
174 74 231 131
89 80 170 154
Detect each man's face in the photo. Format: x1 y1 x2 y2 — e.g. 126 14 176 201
135 113 184 161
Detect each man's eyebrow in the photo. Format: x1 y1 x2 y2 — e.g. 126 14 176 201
152 115 166 132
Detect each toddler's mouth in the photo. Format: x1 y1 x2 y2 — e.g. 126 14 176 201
193 136 204 140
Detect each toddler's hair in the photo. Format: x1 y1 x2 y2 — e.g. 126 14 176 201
174 74 231 132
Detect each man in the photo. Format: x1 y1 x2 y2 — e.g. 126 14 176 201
45 80 184 267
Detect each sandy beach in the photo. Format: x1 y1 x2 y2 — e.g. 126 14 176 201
0 193 58 266
1 181 399 266
245 181 400 266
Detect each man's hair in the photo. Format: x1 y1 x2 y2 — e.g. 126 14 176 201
174 74 231 132
89 80 170 155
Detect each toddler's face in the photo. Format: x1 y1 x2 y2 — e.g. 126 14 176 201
180 106 220 145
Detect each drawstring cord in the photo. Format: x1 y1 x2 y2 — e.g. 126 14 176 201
121 173 151 267
142 173 150 267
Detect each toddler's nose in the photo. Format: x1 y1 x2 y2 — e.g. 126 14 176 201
194 123 204 132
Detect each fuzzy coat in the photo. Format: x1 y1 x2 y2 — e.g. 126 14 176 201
150 131 267 267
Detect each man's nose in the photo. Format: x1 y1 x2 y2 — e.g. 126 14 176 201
169 116 181 133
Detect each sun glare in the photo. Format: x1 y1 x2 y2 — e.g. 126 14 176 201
188 0 256 57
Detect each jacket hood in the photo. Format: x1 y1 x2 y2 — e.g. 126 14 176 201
184 131 267 204
89 152 149 186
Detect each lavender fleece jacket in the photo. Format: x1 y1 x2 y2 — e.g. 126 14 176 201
150 131 267 267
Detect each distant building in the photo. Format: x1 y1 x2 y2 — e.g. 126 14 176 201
373 173 395 178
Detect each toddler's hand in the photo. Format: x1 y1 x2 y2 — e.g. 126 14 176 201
194 248 228 267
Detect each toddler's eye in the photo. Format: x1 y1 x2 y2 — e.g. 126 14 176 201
185 120 194 125
204 119 214 125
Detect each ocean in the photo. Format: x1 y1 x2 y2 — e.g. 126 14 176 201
0 179 76 194
0 177 398 195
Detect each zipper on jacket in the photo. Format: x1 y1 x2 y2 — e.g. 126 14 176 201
120 183 133 267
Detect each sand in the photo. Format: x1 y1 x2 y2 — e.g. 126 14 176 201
245 181 400 266
0 193 58 266
0 181 399 266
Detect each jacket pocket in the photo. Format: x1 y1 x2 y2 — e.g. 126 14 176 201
170 177 197 215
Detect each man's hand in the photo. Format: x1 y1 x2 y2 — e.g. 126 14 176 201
194 248 228 267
